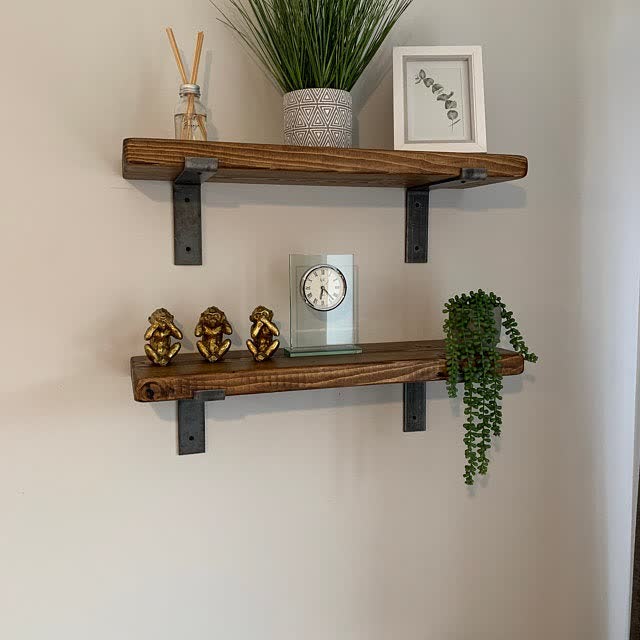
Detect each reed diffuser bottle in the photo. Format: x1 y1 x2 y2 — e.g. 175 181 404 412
166 28 207 141
175 84 207 141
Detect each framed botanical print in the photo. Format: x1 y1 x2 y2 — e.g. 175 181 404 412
393 46 487 152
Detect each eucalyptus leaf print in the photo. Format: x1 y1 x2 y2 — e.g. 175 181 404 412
415 68 461 129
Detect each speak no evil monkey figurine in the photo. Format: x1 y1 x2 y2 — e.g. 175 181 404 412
144 308 183 366
247 306 280 362
195 306 233 362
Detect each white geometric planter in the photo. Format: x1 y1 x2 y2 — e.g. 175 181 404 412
283 88 353 148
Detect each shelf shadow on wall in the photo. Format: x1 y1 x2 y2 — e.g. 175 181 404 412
430 182 528 212
125 176 527 219
127 179 403 211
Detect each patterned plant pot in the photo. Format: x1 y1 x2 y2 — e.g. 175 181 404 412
283 88 353 148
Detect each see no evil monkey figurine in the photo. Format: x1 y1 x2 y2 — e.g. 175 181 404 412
246 306 280 362
195 306 233 362
144 308 183 366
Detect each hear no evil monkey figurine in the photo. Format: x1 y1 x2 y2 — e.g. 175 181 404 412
144 308 183 366
246 305 280 362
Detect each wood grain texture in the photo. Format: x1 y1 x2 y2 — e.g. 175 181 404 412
122 139 528 188
131 340 525 403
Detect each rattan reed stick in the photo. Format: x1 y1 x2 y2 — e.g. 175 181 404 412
165 27 188 84
191 32 204 84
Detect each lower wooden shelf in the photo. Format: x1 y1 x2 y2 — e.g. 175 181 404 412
130 340 524 403
131 340 525 454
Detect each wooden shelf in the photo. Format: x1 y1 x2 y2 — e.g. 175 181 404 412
122 138 527 188
131 340 525 403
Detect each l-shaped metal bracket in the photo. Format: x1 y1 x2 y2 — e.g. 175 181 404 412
403 382 427 432
177 389 226 454
405 167 488 263
173 157 219 265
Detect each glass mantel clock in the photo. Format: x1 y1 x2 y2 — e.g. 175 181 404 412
286 254 360 357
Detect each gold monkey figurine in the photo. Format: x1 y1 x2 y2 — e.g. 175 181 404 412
195 306 233 363
246 306 280 362
144 308 183 366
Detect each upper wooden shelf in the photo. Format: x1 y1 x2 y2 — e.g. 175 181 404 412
122 138 528 188
131 340 524 403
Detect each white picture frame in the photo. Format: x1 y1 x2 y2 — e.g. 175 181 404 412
393 46 487 152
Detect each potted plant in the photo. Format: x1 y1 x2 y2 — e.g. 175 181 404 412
214 0 413 148
443 290 538 485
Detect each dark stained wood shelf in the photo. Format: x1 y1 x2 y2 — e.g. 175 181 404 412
131 340 524 403
122 138 527 188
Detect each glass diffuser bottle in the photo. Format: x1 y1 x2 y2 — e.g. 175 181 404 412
174 84 207 141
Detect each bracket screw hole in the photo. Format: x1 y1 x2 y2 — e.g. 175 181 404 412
184 197 190 203
414 245 420 252
189 435 195 441
412 415 417 421
460 180 466 184
186 246 192 252
414 201 421 209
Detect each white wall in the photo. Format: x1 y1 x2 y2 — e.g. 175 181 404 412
1 0 637 639
577 0 640 637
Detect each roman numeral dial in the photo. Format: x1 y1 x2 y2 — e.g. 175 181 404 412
300 264 347 312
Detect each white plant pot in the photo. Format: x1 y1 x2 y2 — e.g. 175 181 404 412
283 88 353 148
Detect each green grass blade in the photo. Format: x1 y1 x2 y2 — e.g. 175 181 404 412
213 0 413 92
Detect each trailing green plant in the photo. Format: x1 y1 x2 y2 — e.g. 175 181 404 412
213 0 413 93
443 291 538 485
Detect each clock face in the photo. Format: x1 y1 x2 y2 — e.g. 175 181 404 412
300 264 347 312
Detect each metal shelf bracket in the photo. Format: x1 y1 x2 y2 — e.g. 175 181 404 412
405 167 488 263
403 382 427 432
177 389 225 455
173 157 218 265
